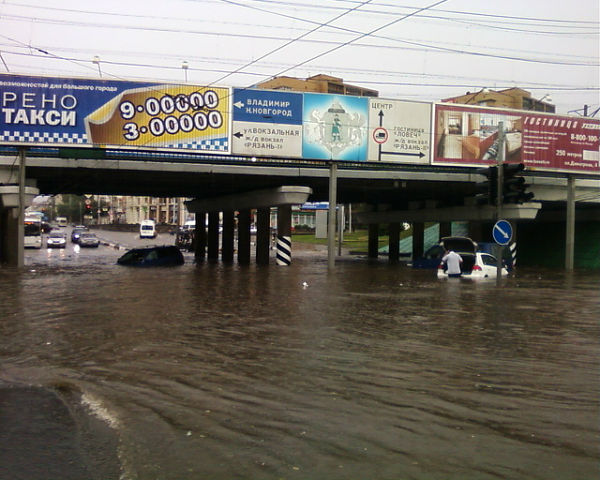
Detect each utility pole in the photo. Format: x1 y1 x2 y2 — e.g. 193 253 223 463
16 148 25 267
496 122 505 281
565 175 575 271
327 162 337 269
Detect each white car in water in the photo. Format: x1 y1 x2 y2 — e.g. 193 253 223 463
437 237 508 279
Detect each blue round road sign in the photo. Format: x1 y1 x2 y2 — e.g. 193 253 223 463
493 220 513 245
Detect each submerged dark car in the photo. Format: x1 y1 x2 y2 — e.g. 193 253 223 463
117 245 184 267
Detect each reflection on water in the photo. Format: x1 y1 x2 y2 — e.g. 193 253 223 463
1 251 599 480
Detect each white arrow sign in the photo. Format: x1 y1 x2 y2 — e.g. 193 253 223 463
494 223 509 238
233 101 245 109
493 220 513 245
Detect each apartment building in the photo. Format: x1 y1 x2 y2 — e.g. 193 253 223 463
255 74 379 97
123 196 188 225
442 87 555 113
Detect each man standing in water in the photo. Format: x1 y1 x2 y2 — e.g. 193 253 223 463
442 249 463 278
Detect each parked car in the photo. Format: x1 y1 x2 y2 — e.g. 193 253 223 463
71 226 88 243
77 232 100 248
437 236 508 279
477 241 514 272
46 231 67 248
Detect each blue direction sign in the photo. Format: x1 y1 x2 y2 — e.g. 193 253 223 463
493 220 513 245
232 88 304 158
232 89 302 125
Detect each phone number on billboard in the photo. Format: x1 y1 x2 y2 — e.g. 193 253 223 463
118 91 223 141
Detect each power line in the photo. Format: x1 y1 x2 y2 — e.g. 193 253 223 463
236 0 600 26
250 0 452 84
1 0 596 111
1 10 597 66
210 0 375 86
3 42 595 89
9 0 599 28
2 25 597 66
2 48 598 96
0 51 9 72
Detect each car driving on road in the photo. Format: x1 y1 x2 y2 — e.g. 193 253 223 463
71 226 88 243
46 231 67 248
77 232 100 248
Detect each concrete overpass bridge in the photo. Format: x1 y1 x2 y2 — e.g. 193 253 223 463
1 146 599 269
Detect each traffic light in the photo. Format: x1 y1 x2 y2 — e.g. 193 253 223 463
474 166 498 205
502 163 534 204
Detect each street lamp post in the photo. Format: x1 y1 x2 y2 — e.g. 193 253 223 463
93 56 102 77
182 61 189 83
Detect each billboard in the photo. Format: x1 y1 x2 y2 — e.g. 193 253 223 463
433 104 599 173
302 93 369 161
231 88 303 158
2 74 598 174
367 98 431 163
0 74 231 153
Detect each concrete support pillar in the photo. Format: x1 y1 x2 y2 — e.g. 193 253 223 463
388 222 400 263
368 223 379 259
221 210 235 263
0 208 23 266
565 176 575 271
194 212 206 263
276 205 292 266
207 211 220 261
0 209 5 264
412 222 424 259
439 221 452 239
256 207 270 265
237 209 251 265
1 148 27 267
468 221 483 242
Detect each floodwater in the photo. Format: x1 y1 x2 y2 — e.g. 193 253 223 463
0 237 598 480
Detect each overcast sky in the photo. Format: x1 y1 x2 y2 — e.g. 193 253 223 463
1 0 598 115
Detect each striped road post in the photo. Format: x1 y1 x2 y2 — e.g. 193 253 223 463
276 235 292 266
276 205 292 266
509 241 517 268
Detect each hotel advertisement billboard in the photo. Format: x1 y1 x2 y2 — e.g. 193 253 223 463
0 74 231 153
433 104 599 173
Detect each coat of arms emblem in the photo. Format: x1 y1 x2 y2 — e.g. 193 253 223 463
304 101 366 157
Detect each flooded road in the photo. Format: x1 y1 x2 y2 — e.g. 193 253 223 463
1 232 598 479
